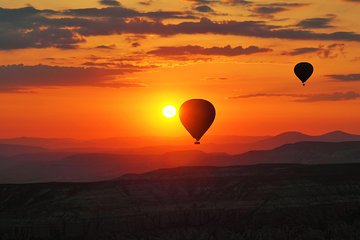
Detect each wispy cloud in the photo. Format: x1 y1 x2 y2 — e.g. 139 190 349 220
0 64 145 93
186 0 252 5
95 44 117 49
194 5 215 13
99 0 122 6
326 74 360 81
148 45 272 56
342 0 360 3
138 0 153 5
250 3 308 18
282 43 345 58
282 47 319 56
296 15 336 29
228 92 360 102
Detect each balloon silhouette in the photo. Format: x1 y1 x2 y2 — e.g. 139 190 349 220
179 99 216 144
294 62 313 86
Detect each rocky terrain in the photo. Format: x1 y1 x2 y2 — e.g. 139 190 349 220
1 163 360 239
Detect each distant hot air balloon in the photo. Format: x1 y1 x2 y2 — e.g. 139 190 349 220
294 62 314 86
179 99 216 144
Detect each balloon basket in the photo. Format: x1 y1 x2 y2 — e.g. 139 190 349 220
194 141 201 145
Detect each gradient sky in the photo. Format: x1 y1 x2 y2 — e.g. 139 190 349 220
1 0 360 139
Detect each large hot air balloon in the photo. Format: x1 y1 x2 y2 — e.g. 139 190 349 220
294 62 313 86
179 99 216 144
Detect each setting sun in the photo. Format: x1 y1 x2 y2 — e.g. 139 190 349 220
162 105 177 118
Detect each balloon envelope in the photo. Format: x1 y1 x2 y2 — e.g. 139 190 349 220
294 62 313 85
179 99 216 144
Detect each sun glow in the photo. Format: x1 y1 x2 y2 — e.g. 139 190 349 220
162 105 177 118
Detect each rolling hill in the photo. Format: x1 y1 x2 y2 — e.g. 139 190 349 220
1 141 360 183
1 131 360 155
0 144 47 156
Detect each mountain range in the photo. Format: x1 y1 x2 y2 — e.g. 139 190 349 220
1 130 360 183
1 130 360 154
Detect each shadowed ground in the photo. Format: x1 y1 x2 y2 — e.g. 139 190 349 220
1 164 360 239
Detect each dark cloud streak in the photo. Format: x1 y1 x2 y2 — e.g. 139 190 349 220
0 65 144 93
250 3 307 18
282 47 319 56
99 0 122 6
194 5 215 12
228 92 360 102
148 45 272 56
297 16 336 29
326 74 360 81
282 43 345 58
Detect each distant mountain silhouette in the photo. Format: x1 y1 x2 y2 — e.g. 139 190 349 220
0 144 47 156
0 137 81 149
2 141 360 183
0 131 359 154
233 141 360 165
317 130 360 141
250 130 360 150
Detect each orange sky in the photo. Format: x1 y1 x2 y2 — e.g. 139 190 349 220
0 0 360 138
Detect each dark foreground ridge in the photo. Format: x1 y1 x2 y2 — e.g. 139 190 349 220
1 163 360 239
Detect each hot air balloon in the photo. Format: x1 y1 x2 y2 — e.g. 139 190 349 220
294 62 313 86
179 99 216 144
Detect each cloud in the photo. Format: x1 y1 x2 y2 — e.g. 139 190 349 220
3 6 360 50
0 6 193 50
0 7 84 50
133 18 359 41
250 3 307 18
132 42 141 47
194 5 215 12
95 44 117 49
139 0 153 5
99 0 122 6
223 0 252 5
0 64 144 93
282 43 345 58
282 47 319 56
72 17 360 41
317 43 345 58
0 28 84 50
295 92 360 102
186 0 251 5
66 17 360 42
125 34 147 47
228 92 360 102
296 15 336 29
326 74 360 81
0 7 85 50
144 11 197 20
148 45 272 56
64 7 138 18
64 7 197 20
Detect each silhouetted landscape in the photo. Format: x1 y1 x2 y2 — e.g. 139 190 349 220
1 131 360 183
1 132 360 239
1 164 360 239
3 0 360 237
